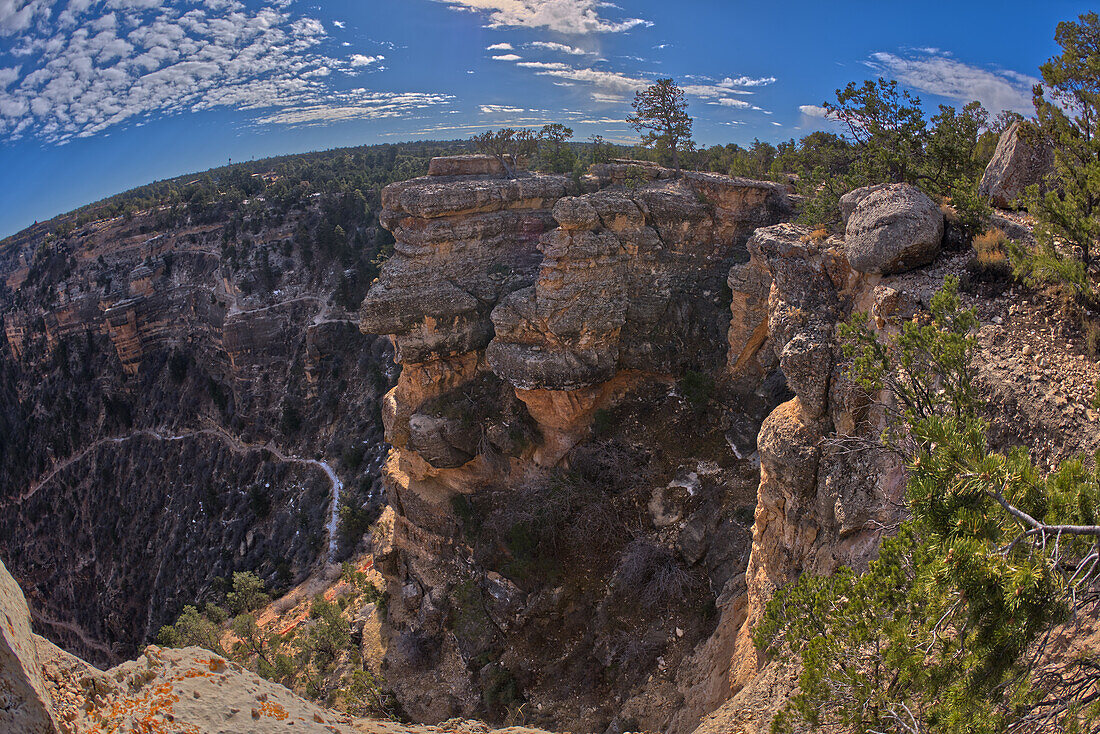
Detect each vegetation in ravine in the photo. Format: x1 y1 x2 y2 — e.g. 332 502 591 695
158 567 398 720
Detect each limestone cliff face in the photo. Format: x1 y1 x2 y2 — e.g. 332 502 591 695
699 223 957 733
0 195 394 666
359 157 791 731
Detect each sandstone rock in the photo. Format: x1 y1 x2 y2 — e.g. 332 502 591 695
838 183 891 228
489 176 790 393
844 183 944 275
551 196 600 230
381 174 568 221
0 559 60 734
979 121 1054 209
407 413 478 469
743 223 842 417
428 154 511 177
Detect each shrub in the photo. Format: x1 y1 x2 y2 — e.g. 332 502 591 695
798 227 829 243
969 227 1012 279
678 370 715 411
613 539 694 608
226 571 269 614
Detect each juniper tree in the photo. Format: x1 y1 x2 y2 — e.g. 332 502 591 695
1029 12 1100 268
627 78 693 174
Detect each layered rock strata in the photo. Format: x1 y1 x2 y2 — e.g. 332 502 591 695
359 159 791 727
0 194 394 665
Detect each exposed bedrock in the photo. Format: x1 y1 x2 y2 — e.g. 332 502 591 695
979 120 1055 209
361 162 792 475
704 222 911 733
358 159 793 728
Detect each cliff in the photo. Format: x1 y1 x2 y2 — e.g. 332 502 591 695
358 159 1100 733
0 555 552 734
0 181 395 666
359 157 795 731
6 152 1098 734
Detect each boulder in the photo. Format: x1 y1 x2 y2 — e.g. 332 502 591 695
979 121 1054 209
844 183 944 275
839 183 891 227
0 560 59 734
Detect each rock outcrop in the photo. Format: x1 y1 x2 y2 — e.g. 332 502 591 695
1 556 551 734
979 120 1054 209
844 183 944 275
359 158 791 729
0 181 394 666
1 557 60 734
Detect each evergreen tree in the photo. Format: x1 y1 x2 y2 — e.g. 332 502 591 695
627 78 693 174
757 278 1100 733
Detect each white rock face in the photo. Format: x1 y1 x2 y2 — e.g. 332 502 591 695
0 559 60 734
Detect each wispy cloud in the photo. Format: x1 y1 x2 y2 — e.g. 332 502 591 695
528 40 587 55
0 0 448 143
499 57 775 111
254 92 455 125
799 104 829 118
486 42 513 51
492 53 522 61
432 0 649 34
866 50 1037 114
480 104 524 114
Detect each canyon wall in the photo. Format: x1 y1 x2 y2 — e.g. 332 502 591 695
0 199 394 665
359 157 800 732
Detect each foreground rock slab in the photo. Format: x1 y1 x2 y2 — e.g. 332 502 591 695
1 558 60 733
1 557 551 734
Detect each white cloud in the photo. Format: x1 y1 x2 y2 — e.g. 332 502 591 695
528 40 586 55
332 20 344 28
486 42 513 51
866 50 1038 114
349 53 384 67
520 62 648 94
433 0 648 34
719 75 775 87
492 53 522 61
254 92 454 125
0 1 449 143
713 98 752 108
480 104 524 113
0 65 19 88
799 104 829 118
0 0 53 36
590 92 625 103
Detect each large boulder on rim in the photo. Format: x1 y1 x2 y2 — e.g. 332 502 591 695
844 183 944 275
978 120 1054 209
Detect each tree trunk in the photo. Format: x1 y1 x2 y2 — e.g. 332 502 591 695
672 145 680 177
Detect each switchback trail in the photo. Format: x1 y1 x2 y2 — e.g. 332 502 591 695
15 423 344 561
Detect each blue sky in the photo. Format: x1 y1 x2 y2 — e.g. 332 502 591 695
0 0 1091 238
